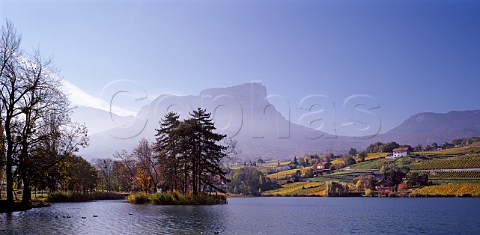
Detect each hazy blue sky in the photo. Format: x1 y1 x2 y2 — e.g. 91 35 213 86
2 0 479 136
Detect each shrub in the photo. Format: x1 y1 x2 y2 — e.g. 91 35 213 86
127 193 149 204
47 191 127 202
128 192 226 205
47 191 92 202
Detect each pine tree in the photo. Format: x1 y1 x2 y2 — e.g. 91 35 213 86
188 108 227 194
155 109 228 195
155 112 181 192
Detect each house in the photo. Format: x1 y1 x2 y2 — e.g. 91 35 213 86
392 147 410 158
316 162 331 170
277 166 291 171
375 180 393 192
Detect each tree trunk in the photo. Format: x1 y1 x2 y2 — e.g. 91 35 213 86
6 143 13 204
22 179 31 204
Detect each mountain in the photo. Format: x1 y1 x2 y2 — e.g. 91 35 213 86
379 110 480 145
76 83 480 161
79 83 366 160
70 106 135 135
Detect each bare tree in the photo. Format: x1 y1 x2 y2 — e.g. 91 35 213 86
0 20 88 204
0 20 23 204
113 149 137 191
133 139 161 193
93 158 114 192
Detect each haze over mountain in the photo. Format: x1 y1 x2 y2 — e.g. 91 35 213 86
70 106 135 135
76 83 480 161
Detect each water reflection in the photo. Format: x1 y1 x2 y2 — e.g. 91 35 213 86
2 198 480 234
1 201 227 235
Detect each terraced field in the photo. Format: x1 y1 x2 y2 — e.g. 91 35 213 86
428 171 480 180
263 182 326 196
412 184 480 196
266 168 300 180
350 158 395 169
364 152 389 161
415 146 480 156
411 156 480 170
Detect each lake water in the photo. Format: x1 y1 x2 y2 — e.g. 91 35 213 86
1 197 480 234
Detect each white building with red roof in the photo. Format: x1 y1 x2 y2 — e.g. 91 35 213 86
392 147 410 158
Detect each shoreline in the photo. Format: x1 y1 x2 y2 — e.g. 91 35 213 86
0 201 50 213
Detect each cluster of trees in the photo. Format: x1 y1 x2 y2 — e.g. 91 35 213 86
108 109 231 195
366 142 402 153
227 167 279 196
409 137 480 152
451 137 480 147
155 109 231 195
411 142 454 152
0 21 89 205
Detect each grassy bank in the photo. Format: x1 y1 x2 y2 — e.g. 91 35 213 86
127 192 227 205
47 192 128 202
0 200 50 213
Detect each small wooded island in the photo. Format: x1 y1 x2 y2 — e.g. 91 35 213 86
127 109 230 205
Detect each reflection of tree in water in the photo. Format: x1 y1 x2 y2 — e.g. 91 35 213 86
162 206 227 234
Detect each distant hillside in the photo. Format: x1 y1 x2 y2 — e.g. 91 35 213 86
70 106 134 135
75 83 480 161
379 110 480 145
79 83 366 160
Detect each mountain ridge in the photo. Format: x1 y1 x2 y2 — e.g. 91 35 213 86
76 83 480 160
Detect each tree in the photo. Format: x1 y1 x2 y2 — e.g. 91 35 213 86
320 153 332 163
113 149 137 191
293 156 299 165
348 148 357 156
366 141 400 153
187 108 228 194
381 142 400 152
358 151 367 162
0 122 4 199
53 155 97 193
355 179 363 191
342 156 356 166
154 112 181 192
381 165 408 187
413 145 423 152
154 109 229 195
300 168 314 178
227 167 279 196
404 171 429 188
0 20 88 204
355 175 376 191
135 168 152 193
0 20 22 204
132 139 160 193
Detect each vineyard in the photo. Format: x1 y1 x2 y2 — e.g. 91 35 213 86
266 168 300 180
364 152 389 161
412 184 480 196
416 146 480 156
428 171 480 179
350 158 395 169
410 156 480 170
263 182 326 196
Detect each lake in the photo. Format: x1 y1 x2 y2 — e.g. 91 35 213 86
1 197 480 234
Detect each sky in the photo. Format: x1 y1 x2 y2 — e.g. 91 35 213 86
1 0 480 136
